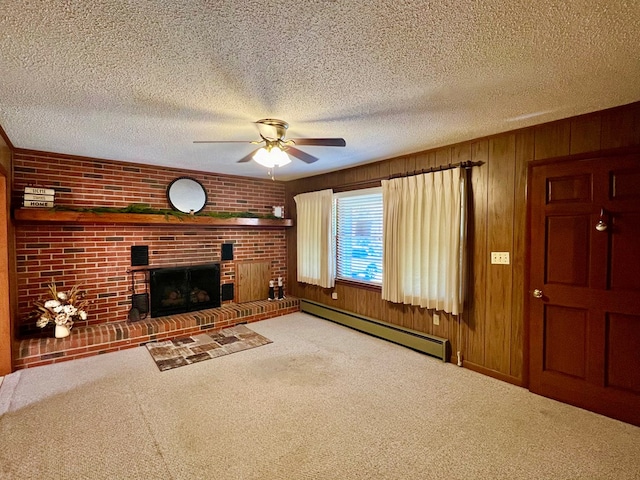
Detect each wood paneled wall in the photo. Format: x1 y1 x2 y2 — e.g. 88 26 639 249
285 101 640 386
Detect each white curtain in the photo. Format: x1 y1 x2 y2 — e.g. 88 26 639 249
381 168 467 315
294 189 335 288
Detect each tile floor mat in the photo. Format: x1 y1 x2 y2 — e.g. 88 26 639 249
145 324 272 371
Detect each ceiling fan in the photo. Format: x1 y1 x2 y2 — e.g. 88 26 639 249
194 118 346 166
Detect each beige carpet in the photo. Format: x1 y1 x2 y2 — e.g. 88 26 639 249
1 312 639 479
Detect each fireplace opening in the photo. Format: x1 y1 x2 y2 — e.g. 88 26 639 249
149 263 221 318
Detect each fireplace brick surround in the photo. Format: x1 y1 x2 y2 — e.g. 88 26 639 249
14 297 300 369
12 151 292 369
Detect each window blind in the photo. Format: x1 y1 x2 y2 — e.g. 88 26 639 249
335 188 383 284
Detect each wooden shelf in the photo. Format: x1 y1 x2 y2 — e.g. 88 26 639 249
13 209 293 228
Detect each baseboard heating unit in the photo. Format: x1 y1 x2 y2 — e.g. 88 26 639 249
300 299 449 362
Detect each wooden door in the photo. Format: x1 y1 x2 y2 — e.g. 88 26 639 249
236 261 271 303
529 153 640 426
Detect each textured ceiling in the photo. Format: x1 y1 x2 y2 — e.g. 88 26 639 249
1 1 639 181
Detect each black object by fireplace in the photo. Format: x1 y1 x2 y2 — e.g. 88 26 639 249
149 263 221 318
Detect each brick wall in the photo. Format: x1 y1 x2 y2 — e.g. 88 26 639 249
13 151 287 332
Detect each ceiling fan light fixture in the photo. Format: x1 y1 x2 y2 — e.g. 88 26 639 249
253 145 291 168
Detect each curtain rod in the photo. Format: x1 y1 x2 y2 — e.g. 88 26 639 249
331 160 484 192
388 160 484 180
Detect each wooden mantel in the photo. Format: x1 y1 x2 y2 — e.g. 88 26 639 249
13 208 293 228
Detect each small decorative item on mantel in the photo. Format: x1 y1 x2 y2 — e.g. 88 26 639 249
272 206 284 218
268 280 275 301
33 280 89 338
277 277 285 300
23 186 56 208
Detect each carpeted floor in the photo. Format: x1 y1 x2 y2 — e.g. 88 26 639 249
1 312 639 479
145 324 271 371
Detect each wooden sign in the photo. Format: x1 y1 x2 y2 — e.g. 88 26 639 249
24 187 55 196
23 186 55 208
24 193 54 202
23 200 54 208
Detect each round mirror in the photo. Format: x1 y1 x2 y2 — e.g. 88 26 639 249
167 177 207 214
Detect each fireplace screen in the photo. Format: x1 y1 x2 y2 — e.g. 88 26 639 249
149 263 220 317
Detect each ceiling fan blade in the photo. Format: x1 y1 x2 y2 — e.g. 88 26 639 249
193 140 253 144
290 138 346 147
287 147 319 164
237 148 260 163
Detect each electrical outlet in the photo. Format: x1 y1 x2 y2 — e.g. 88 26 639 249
331 291 338 300
433 312 440 325
491 252 510 265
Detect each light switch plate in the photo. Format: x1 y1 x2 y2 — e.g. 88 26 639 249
491 252 510 265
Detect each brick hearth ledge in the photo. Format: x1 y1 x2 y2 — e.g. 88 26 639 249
14 297 300 370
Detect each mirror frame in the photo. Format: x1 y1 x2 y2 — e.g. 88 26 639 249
166 177 208 214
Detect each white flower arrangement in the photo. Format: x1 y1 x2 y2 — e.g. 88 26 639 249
34 280 89 330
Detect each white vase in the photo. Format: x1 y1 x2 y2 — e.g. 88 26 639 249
54 324 70 339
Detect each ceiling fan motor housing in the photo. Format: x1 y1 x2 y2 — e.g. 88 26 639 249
256 118 288 141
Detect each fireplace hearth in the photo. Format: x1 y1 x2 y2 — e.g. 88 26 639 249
149 263 221 317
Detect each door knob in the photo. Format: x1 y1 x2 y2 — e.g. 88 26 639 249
532 289 543 299
596 220 607 232
596 208 608 232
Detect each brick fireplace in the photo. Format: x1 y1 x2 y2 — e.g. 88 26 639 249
12 151 295 368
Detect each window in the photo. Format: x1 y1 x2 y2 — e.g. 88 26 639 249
334 188 383 284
